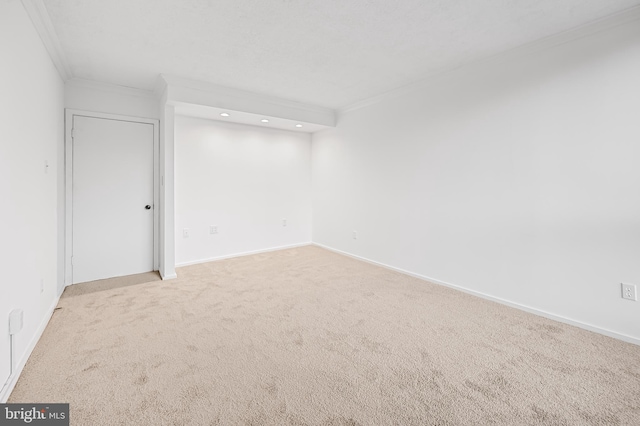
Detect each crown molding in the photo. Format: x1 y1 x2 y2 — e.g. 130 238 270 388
339 4 640 114
154 75 169 101
21 0 72 81
66 78 157 99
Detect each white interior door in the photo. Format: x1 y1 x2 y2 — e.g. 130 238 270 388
72 115 154 284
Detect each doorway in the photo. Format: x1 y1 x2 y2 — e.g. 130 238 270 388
65 110 159 285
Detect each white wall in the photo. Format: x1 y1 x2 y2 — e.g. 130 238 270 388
175 116 312 266
312 20 640 342
159 103 177 279
0 0 65 398
65 79 159 119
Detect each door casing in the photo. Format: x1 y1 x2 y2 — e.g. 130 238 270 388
64 109 160 286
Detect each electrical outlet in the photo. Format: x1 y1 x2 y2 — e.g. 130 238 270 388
210 225 218 234
9 309 24 335
353 230 357 240
183 228 189 238
282 219 287 227
621 283 637 301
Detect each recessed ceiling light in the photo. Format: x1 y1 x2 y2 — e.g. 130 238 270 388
295 124 303 128
220 112 230 117
261 119 269 123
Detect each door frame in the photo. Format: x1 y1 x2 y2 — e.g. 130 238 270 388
64 109 160 286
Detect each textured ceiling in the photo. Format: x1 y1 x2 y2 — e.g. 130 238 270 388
45 0 640 109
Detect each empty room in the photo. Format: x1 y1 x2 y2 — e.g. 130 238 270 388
1 0 640 424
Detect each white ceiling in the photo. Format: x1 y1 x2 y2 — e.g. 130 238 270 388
45 0 640 110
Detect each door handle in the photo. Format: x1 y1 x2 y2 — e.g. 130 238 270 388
145 205 151 210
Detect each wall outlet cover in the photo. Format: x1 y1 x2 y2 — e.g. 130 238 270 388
9 309 24 335
621 283 637 301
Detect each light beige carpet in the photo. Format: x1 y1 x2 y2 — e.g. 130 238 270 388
9 246 640 425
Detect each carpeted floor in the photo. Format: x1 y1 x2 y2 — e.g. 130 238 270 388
9 246 640 425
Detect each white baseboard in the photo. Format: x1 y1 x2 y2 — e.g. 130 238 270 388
159 271 178 280
313 242 640 347
0 294 61 402
175 242 313 268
